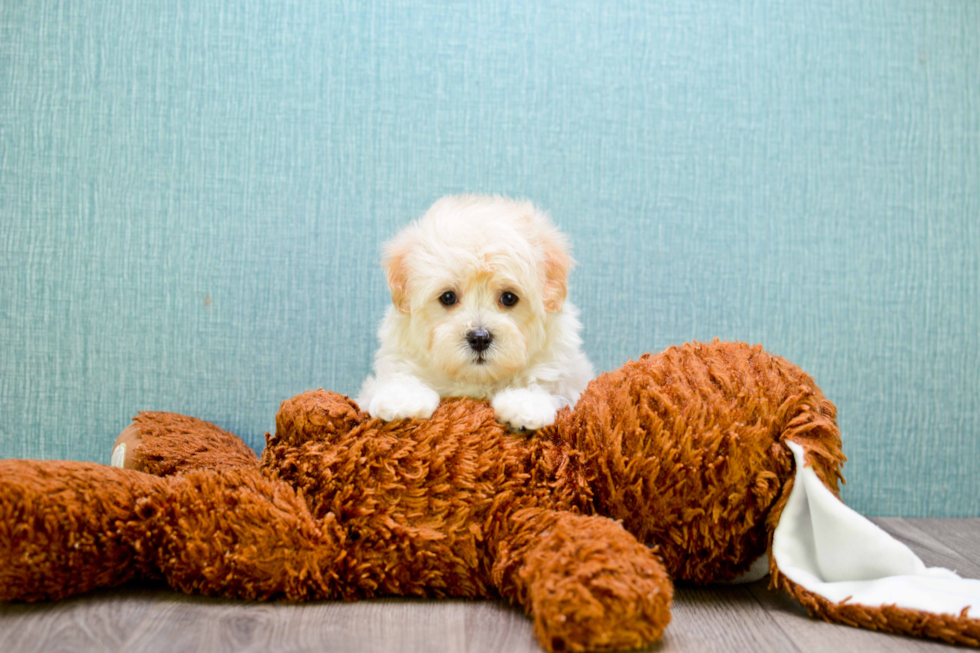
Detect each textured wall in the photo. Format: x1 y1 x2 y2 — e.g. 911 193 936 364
1 1 978 516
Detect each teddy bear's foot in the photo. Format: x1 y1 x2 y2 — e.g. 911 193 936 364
110 423 142 469
493 510 673 652
110 412 259 476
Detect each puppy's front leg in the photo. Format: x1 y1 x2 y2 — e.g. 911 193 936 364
491 386 562 432
360 373 441 421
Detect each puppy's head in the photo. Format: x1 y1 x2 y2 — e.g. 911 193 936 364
382 194 574 384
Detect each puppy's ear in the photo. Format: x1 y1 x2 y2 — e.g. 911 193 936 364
541 239 573 313
382 245 412 314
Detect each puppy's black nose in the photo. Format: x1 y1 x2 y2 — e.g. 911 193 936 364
466 328 493 353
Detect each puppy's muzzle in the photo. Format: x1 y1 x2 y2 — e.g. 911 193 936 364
465 328 493 353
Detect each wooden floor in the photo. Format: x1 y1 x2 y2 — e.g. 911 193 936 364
1 519 977 653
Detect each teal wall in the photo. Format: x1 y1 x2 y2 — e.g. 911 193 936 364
2 1 978 516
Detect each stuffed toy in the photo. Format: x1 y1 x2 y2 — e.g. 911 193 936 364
1 341 978 652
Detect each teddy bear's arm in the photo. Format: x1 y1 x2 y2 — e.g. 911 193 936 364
489 508 673 653
0 460 167 601
132 465 344 601
112 412 259 476
269 390 363 448
0 459 344 603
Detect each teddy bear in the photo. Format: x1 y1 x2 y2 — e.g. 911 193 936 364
1 341 977 652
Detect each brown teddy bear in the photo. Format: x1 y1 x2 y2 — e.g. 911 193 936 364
1 341 977 651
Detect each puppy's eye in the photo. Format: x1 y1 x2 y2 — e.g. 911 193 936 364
438 291 458 307
500 291 519 307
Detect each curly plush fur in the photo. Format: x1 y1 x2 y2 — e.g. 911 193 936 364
1 341 976 651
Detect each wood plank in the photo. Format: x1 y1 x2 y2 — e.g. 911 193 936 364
871 517 980 578
121 595 475 653
904 518 980 576
664 583 800 652
0 584 168 653
462 600 539 653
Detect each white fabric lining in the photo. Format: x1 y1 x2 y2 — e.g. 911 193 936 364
772 441 978 617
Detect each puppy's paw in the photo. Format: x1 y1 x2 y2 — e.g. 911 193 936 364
492 387 560 432
366 375 441 421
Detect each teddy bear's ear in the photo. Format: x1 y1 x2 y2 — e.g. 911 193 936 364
382 243 412 314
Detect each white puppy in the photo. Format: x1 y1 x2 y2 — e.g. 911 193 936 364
357 194 594 431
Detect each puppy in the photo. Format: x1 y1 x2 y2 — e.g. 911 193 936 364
357 194 594 431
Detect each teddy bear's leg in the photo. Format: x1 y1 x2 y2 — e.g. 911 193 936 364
130 466 343 601
489 508 673 653
0 460 167 601
111 411 259 475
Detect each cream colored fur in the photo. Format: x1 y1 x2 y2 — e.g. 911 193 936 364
358 195 594 431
